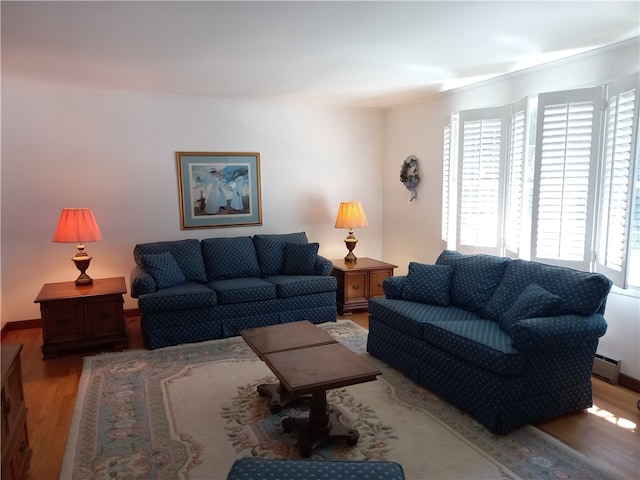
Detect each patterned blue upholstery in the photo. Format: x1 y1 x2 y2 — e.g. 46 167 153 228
201 237 261 280
131 233 336 349
138 283 217 312
436 250 510 315
134 239 207 283
367 251 610 434
253 232 308 276
500 283 561 333
282 242 319 275
140 251 186 288
266 275 337 298
484 259 612 321
402 262 453 306
226 458 406 480
208 278 276 304
381 275 406 299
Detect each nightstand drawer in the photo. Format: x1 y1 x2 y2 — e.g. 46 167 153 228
85 295 126 338
40 300 84 343
345 272 368 301
371 270 392 297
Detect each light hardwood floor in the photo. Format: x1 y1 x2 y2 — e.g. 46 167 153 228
2 313 638 480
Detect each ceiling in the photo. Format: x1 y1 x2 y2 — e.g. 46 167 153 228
2 1 639 109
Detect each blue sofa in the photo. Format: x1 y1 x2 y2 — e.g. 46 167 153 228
367 250 611 434
130 232 337 349
226 458 406 480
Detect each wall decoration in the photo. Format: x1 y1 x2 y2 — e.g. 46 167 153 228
400 155 420 201
176 152 262 229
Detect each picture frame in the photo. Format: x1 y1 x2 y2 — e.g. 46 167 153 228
176 152 262 229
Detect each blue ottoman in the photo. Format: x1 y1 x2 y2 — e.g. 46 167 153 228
226 458 406 480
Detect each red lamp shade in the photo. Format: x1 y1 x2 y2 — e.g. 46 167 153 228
53 208 103 244
53 208 103 285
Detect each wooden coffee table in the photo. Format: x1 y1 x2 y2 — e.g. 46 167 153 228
241 320 338 412
240 321 381 457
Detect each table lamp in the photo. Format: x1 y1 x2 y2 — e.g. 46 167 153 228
334 201 368 263
53 208 103 285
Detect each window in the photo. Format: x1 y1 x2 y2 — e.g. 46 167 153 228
456 106 507 253
442 73 639 288
531 86 603 271
596 76 639 288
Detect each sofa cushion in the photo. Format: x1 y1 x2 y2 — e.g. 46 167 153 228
483 259 612 321
435 250 510 315
201 236 261 281
500 283 562 334
422 318 523 375
281 242 319 275
267 275 337 298
134 239 207 283
137 283 218 312
141 252 186 289
368 298 477 339
402 262 453 306
208 277 277 305
253 232 309 277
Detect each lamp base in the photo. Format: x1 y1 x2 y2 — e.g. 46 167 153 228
72 255 94 286
343 234 358 263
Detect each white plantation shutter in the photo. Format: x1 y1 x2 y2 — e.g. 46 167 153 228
596 74 639 287
442 123 451 242
531 86 604 270
457 107 507 254
504 98 528 257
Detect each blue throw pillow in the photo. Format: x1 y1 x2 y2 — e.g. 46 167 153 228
402 262 453 306
281 242 319 275
436 250 510 314
253 232 309 276
141 251 186 289
500 283 562 334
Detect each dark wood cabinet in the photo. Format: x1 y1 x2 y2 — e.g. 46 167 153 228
331 258 397 316
34 277 128 359
1 344 31 480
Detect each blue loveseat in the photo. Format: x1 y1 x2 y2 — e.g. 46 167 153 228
367 250 611 434
130 232 337 349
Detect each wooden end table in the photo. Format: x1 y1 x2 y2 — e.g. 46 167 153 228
34 277 128 359
331 257 397 315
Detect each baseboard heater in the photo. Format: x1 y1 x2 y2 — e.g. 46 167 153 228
592 354 620 385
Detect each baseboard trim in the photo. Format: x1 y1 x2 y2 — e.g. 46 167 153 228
619 373 640 393
1 309 142 339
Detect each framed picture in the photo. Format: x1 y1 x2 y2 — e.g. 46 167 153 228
176 152 262 229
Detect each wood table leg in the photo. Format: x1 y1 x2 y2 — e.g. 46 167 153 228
281 389 359 457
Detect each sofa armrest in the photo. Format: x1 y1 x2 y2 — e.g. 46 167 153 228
315 255 334 276
131 266 157 297
510 314 608 352
382 276 407 299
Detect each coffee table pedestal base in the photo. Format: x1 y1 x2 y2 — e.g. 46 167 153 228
281 391 359 458
257 383 311 413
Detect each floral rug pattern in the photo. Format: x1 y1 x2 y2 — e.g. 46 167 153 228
220 375 397 461
62 321 615 480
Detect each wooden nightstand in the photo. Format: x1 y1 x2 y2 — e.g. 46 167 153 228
34 277 128 359
331 258 397 316
1 344 32 480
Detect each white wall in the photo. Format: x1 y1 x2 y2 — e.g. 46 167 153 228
383 40 640 378
1 86 384 325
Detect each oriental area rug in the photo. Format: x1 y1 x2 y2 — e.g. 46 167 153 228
61 320 616 480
